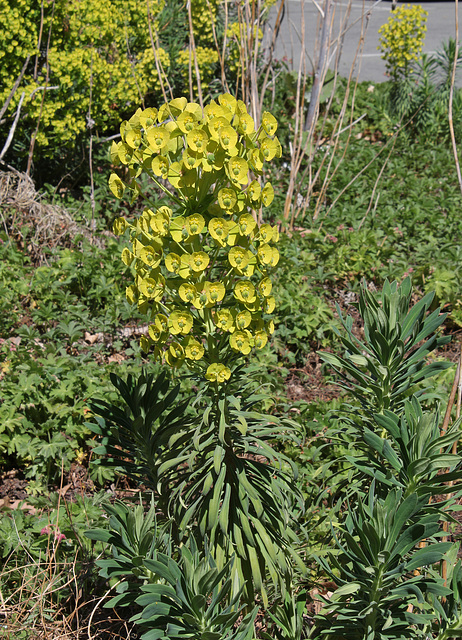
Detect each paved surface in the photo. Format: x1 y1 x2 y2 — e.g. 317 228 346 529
270 0 461 83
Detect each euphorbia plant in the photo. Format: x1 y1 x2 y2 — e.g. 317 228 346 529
90 94 303 618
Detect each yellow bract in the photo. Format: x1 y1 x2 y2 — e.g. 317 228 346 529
262 111 278 136
205 363 231 383
214 308 234 331
234 281 256 304
209 218 229 245
109 173 125 199
184 337 204 361
146 126 170 151
169 310 194 335
204 281 226 304
190 251 210 273
165 252 181 273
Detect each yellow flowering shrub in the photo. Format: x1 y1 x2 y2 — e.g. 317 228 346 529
177 47 220 94
111 95 281 383
378 4 428 80
0 0 167 152
226 22 264 78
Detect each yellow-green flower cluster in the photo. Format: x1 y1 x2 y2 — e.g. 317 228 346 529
225 22 264 77
0 0 167 152
378 4 428 80
111 94 281 382
177 47 219 94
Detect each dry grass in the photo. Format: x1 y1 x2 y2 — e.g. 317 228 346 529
0 554 139 640
0 170 103 263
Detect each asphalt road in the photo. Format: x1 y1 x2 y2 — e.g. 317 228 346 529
270 0 461 83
